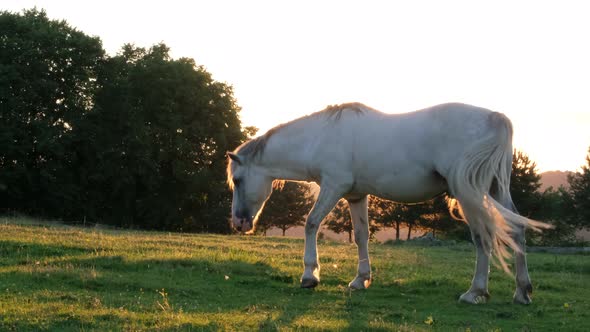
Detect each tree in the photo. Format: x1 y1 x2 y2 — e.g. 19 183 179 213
256 182 314 236
0 9 104 218
400 203 432 239
530 186 576 245
242 126 259 139
567 147 590 229
324 197 381 242
369 194 464 241
324 199 353 242
416 196 468 240
510 150 543 218
369 196 403 240
77 44 245 232
509 149 580 245
0 11 251 233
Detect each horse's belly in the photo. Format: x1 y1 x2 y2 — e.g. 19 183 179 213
354 169 447 203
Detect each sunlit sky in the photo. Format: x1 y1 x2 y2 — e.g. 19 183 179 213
4 0 589 172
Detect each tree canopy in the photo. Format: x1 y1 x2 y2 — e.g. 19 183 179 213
0 9 247 232
0 9 104 218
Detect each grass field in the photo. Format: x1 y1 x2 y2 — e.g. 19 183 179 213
0 217 588 331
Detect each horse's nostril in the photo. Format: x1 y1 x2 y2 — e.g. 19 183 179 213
232 216 251 233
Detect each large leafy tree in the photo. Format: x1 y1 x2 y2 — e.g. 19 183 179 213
0 10 249 232
77 44 245 232
0 9 104 217
256 182 314 236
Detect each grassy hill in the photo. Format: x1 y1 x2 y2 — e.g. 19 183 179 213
0 217 589 331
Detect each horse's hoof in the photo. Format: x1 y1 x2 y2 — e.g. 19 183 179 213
348 276 371 290
301 277 319 288
513 283 533 304
459 290 490 304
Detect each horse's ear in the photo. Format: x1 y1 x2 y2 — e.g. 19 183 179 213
227 152 242 165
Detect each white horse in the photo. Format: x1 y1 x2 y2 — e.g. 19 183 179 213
226 102 550 304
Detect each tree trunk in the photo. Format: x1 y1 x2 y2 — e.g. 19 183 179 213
282 227 286 236
395 221 400 240
348 230 352 243
407 224 412 240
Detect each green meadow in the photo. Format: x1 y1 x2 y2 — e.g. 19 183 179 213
0 217 588 331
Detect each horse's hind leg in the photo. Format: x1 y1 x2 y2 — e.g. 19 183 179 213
459 226 492 304
450 189 492 304
511 223 532 304
346 195 371 289
491 190 532 304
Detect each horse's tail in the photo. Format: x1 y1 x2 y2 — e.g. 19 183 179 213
446 111 551 272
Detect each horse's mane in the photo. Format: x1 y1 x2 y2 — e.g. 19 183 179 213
323 102 367 120
226 102 369 188
238 102 367 158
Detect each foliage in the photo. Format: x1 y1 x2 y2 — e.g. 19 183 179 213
1 218 589 331
530 187 578 246
256 182 314 236
567 147 590 229
74 44 244 232
324 199 354 242
324 198 382 242
369 196 402 240
509 149 584 245
0 9 104 218
415 196 469 240
369 195 467 241
510 150 543 218
0 10 247 232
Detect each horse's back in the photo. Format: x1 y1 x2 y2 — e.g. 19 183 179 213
313 103 507 202
335 102 498 159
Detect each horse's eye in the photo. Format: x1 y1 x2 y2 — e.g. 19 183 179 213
233 178 241 187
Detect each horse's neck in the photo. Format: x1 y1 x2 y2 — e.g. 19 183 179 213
257 123 317 182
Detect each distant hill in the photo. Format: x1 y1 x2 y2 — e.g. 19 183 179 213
540 171 573 191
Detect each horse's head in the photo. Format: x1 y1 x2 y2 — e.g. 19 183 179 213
226 152 274 233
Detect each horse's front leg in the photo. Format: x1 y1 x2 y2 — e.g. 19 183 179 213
346 195 372 289
301 185 343 288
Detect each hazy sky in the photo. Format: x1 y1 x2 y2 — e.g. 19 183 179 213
4 0 589 172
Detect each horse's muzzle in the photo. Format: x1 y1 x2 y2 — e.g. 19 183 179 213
232 216 253 233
